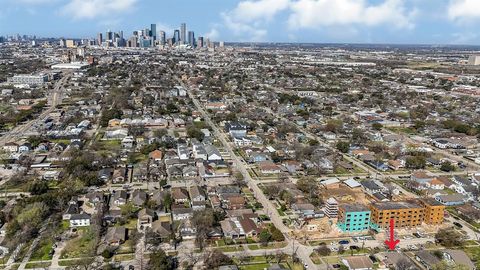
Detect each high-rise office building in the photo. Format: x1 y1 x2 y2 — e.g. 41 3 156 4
173 30 180 44
128 36 138 47
197 37 203 48
151 24 157 41
188 31 195 48
159 31 166 45
106 30 113 41
97 33 103 46
180 23 186 44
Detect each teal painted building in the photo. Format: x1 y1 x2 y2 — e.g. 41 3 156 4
337 204 373 232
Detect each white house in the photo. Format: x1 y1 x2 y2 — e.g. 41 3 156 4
3 142 18 153
69 213 91 227
121 136 135 148
205 145 222 161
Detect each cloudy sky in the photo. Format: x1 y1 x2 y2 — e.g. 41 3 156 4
2 0 480 44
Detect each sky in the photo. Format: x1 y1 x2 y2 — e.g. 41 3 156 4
2 0 480 44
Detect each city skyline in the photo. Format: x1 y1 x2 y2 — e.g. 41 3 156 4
3 0 480 45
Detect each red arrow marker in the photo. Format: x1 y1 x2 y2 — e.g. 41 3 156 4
385 218 400 250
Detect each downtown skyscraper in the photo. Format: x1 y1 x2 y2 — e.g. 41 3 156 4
94 21 216 49
188 31 195 48
150 24 157 41
180 23 186 45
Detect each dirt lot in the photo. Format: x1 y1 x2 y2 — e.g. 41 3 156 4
319 186 370 205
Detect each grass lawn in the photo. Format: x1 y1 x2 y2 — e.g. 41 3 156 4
240 263 272 270
60 228 96 259
248 242 288 250
463 246 480 267
333 167 348 174
121 218 137 230
58 258 94 267
112 253 135 261
16 240 33 263
98 139 121 151
216 246 244 252
310 253 323 264
117 239 135 254
30 237 54 261
25 261 51 269
465 240 479 246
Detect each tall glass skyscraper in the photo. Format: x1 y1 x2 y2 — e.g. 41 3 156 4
180 23 186 44
150 24 157 41
159 31 166 45
174 30 180 44
188 31 195 48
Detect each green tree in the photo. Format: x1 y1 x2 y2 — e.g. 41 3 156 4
259 229 272 246
28 180 49 195
269 225 285 242
163 193 172 212
186 126 204 141
406 156 426 169
372 122 383 131
440 161 455 172
336 141 350 153
315 244 331 256
100 107 122 127
435 228 464 247
147 249 175 270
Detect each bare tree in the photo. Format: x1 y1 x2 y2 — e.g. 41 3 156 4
275 250 287 264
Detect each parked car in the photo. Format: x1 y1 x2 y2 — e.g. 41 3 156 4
338 240 349 245
453 222 463 228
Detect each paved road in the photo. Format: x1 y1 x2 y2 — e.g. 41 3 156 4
16 220 50 270
0 73 70 146
176 75 321 270
50 236 68 269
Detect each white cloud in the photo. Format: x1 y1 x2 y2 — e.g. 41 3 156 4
448 0 480 21
220 0 290 42
60 0 137 20
220 0 416 41
288 0 416 29
221 12 268 41
204 28 220 40
229 0 290 23
13 0 58 4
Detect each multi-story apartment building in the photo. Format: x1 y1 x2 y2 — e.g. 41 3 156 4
325 197 338 218
419 198 445 225
370 201 425 228
337 204 373 232
369 199 445 228
8 74 48 85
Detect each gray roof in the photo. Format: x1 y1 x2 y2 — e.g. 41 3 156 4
415 251 441 267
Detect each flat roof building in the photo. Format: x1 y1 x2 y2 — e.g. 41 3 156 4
51 62 89 70
337 204 373 232
7 74 48 85
370 199 445 228
370 201 424 228
419 198 445 225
